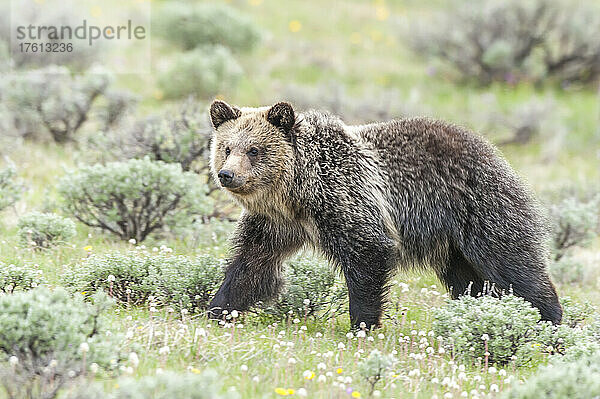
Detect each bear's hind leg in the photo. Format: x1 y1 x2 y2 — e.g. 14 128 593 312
492 268 562 324
438 246 486 299
458 241 562 324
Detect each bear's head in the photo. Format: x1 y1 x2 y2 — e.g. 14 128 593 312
209 100 297 205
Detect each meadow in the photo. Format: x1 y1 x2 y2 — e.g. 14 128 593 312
0 0 599 398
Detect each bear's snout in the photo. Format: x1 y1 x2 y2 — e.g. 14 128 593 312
218 170 234 186
218 169 245 190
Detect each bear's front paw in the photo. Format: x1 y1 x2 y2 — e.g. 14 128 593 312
207 292 231 320
207 306 226 320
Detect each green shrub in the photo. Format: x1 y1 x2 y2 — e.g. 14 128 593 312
0 103 24 151
97 89 139 130
434 295 595 364
67 369 239 399
0 288 120 398
537 322 593 358
409 0 600 85
549 255 585 285
0 162 24 211
0 262 44 293
157 46 243 100
494 97 563 146
82 101 219 215
504 355 600 398
153 2 260 52
557 339 600 363
433 294 543 364
0 2 101 69
2 66 111 142
62 251 225 312
17 212 76 248
359 350 394 396
57 158 209 242
548 195 599 260
148 255 225 312
534 298 596 356
260 257 346 321
106 101 212 173
559 297 595 328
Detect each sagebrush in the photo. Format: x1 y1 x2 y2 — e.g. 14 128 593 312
17 212 76 248
0 288 120 399
0 66 111 142
153 2 260 52
62 250 225 312
157 46 243 99
0 162 24 212
0 262 44 293
58 158 210 242
409 0 600 85
433 294 543 364
260 257 346 321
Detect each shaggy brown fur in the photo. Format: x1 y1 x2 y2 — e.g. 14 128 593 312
208 100 562 329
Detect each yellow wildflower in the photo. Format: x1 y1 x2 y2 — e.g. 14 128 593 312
289 20 302 33
375 5 390 20
275 387 289 396
83 245 93 252
90 6 102 18
153 90 164 100
350 32 362 45
287 389 295 395
369 29 383 42
352 392 361 398
190 368 202 374
336 367 343 374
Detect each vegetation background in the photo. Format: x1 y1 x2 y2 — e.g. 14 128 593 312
0 0 599 398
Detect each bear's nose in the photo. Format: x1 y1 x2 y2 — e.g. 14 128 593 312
218 170 235 187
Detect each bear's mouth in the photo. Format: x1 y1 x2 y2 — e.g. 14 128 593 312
225 184 251 195
218 175 247 191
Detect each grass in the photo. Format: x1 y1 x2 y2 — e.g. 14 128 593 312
0 169 598 397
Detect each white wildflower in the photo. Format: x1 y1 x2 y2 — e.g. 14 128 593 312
90 363 99 373
158 346 170 355
128 352 139 367
79 342 89 353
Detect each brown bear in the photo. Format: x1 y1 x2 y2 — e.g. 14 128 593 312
207 100 562 329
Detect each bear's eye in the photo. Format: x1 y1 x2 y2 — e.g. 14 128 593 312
225 147 231 157
247 147 259 157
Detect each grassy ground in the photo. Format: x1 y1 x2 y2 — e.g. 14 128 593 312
1 0 599 398
0 207 553 398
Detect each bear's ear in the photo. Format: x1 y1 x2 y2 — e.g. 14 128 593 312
210 100 241 129
266 102 296 134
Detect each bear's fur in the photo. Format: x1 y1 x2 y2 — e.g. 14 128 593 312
208 100 562 328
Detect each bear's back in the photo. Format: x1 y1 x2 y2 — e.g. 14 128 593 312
353 117 497 164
